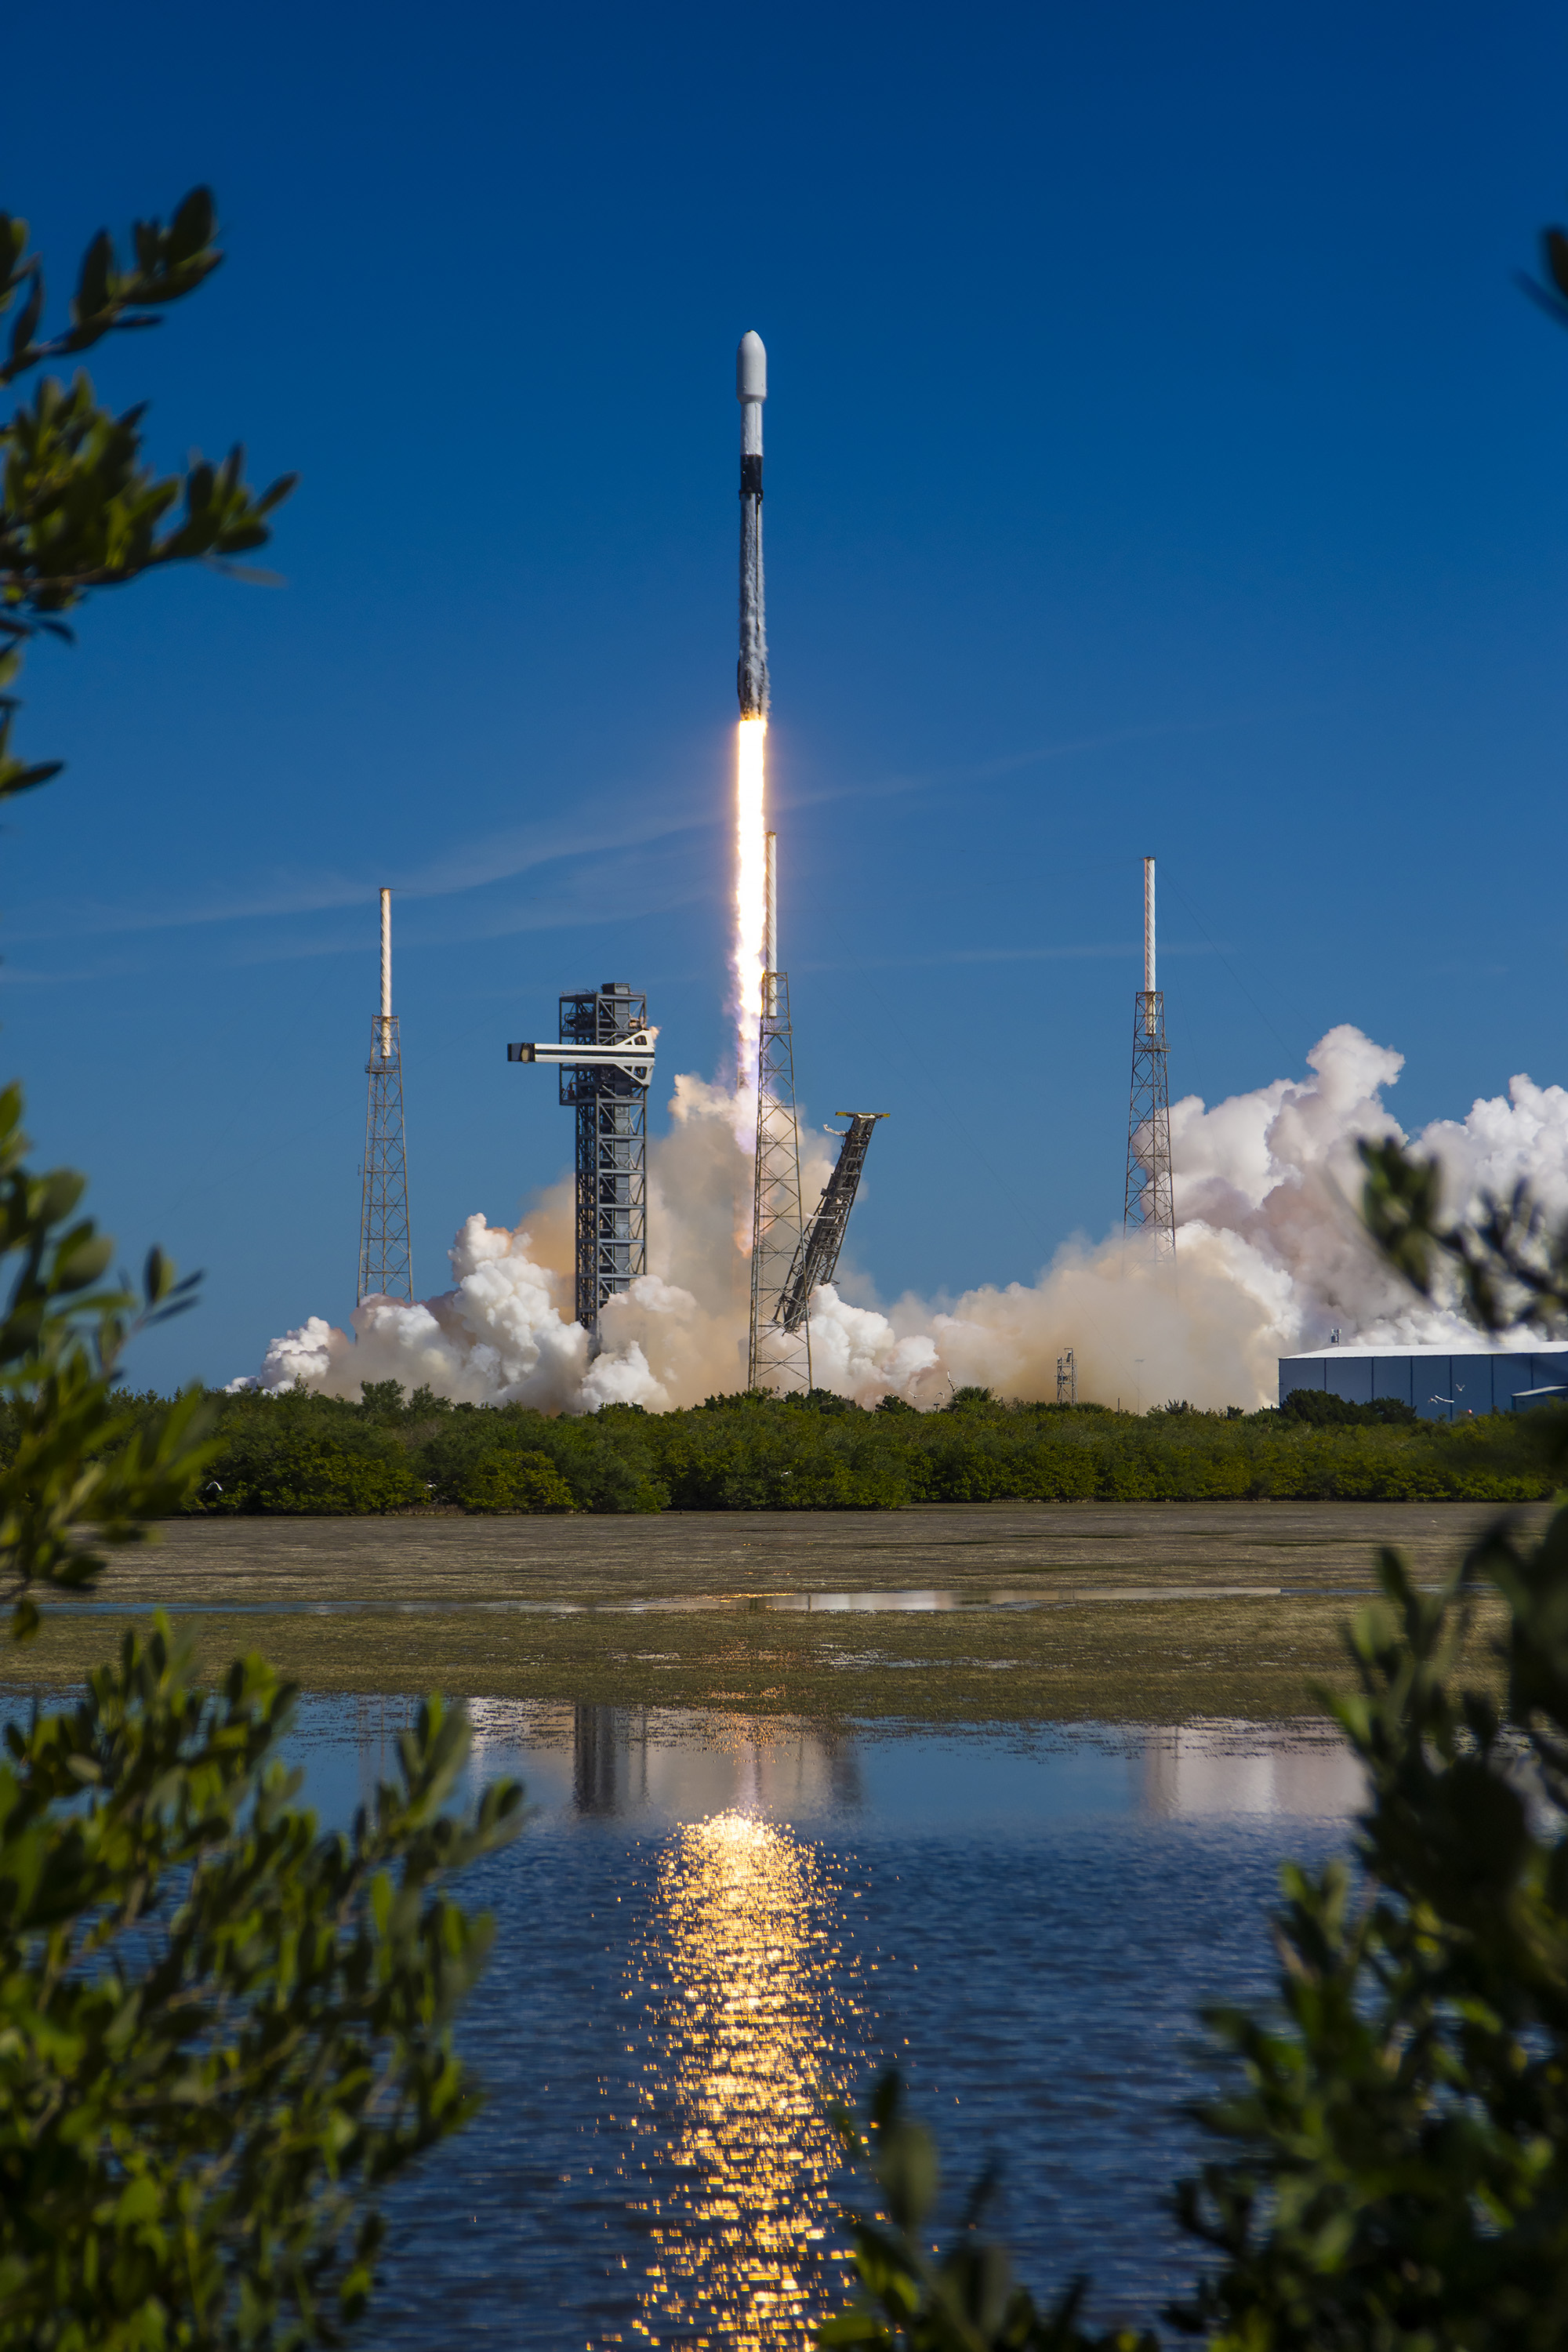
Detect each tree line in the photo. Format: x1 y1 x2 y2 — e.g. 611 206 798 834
53 1375 1559 1515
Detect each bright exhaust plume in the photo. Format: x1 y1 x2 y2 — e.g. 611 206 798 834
731 716 767 1120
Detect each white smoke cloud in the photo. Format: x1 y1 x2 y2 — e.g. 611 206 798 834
241 1025 1568 1414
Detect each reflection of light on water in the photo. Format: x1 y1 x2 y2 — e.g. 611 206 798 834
626 1809 849 2348
1143 1722 1365 1819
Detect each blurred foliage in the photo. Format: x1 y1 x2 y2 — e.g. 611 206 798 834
1166 1515 1568 2350
1360 1133 1568 1343
0 183 516 2347
826 2071 1152 2352
0 187 294 797
0 1083 212 1641
111 1377 1562 1515
825 1514 1568 2350
1 1624 521 2347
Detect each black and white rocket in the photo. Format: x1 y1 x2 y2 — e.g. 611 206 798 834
737 330 768 719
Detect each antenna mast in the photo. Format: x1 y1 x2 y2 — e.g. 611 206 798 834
358 888 413 1301
1123 855 1175 1258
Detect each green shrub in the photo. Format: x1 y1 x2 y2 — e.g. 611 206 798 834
207 1436 424 1515
165 1381 1559 1515
459 1450 576 1513
1280 1386 1418 1426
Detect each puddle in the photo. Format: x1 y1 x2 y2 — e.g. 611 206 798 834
41 1581 1285 1617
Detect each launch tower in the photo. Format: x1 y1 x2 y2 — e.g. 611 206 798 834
1123 856 1176 1258
358 888 413 1302
508 985 655 1345
564 983 650 1335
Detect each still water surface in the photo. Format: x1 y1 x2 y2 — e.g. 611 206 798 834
291 1703 1362 2349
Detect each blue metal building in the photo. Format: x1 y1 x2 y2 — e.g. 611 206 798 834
1278 1344 1568 1421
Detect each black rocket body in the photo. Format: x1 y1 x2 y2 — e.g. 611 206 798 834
737 330 768 719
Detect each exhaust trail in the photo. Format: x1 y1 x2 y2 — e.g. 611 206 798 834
732 331 769 1120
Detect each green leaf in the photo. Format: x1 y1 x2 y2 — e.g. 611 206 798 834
1547 225 1568 302
8 268 42 363
72 229 114 325
167 186 216 266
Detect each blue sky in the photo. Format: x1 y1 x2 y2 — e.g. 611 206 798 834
5 0 1568 1390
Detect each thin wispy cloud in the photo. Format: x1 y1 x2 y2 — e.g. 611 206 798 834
4 702 1272 952
6 794 715 946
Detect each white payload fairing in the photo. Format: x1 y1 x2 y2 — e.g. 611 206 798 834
737 329 768 719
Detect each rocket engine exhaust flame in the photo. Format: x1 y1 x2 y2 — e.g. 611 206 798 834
732 331 771 1124
733 717 768 1107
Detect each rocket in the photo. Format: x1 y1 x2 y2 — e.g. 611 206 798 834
737 330 768 718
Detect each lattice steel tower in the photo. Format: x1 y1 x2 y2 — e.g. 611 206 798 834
1123 855 1176 1258
506 987 654 1348
562 984 649 1338
749 834 811 1392
358 888 413 1302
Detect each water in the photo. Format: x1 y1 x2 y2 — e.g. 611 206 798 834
44 1583 1283 1616
285 1701 1361 2347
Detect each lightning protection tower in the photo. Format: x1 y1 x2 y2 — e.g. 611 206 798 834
358 888 413 1302
1123 855 1176 1259
507 985 654 1346
749 833 811 1393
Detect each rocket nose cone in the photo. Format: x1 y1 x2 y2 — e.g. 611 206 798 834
736 330 768 402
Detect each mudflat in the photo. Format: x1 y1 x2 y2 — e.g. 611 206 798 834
4 1500 1531 1723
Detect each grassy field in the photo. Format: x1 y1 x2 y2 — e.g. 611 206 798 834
1 1500 1527 1723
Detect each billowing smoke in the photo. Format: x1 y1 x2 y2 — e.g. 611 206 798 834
243 1025 1568 1413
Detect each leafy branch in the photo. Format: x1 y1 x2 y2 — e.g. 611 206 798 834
0 1620 524 2346
1518 218 1568 330
0 1080 214 1640
0 187 295 798
826 2072 1154 2352
1359 1134 1568 1338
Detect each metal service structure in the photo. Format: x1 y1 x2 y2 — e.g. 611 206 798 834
778 1113 888 1335
1123 855 1176 1258
508 985 655 1345
358 887 413 1303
